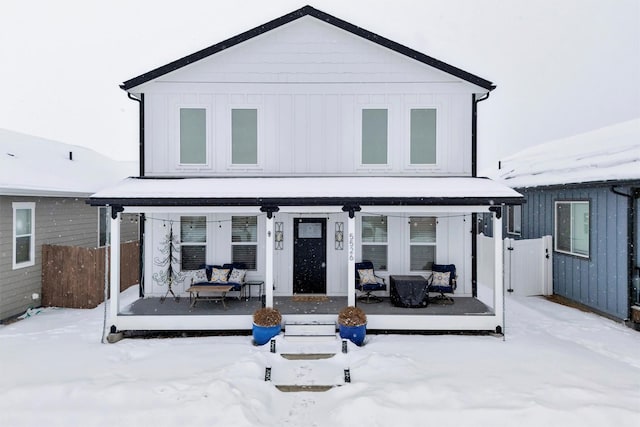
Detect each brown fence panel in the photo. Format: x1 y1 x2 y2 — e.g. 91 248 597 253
42 241 140 309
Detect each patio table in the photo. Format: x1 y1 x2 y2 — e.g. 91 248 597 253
186 285 233 309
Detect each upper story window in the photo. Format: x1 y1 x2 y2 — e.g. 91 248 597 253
506 205 522 236
180 216 207 270
361 109 388 165
409 217 436 271
232 216 257 270
555 201 589 258
232 109 258 165
13 202 35 269
179 108 207 165
361 216 388 270
410 108 437 165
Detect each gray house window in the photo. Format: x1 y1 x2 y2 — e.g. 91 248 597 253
410 108 437 164
555 201 589 257
232 109 258 164
99 207 110 247
181 216 206 270
362 109 388 165
506 205 522 236
180 108 207 164
13 202 35 269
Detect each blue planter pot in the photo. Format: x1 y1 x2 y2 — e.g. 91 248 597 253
252 323 281 346
339 323 366 346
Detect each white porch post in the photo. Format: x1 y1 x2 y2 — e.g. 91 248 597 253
493 207 504 332
347 214 356 307
265 214 274 308
109 208 121 328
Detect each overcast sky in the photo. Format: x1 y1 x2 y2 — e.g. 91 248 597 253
1 0 638 171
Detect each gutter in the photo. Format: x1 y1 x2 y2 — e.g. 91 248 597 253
471 91 491 298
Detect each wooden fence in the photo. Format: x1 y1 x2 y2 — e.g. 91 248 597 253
42 241 140 309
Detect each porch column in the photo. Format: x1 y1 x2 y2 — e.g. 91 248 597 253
264 213 275 308
109 207 122 328
492 207 504 332
347 214 356 306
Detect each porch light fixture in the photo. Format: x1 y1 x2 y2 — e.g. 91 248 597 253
335 222 344 250
275 222 284 250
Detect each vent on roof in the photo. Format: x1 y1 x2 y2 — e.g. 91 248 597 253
69 151 73 161
7 152 15 157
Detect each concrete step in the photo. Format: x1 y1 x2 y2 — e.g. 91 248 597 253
285 321 336 337
281 353 335 360
269 359 346 389
275 385 334 392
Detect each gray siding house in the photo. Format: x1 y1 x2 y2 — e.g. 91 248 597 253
493 119 640 328
0 129 138 321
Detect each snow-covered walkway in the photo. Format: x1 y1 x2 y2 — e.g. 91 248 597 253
1 289 638 427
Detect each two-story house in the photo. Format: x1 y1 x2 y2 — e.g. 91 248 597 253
89 6 522 335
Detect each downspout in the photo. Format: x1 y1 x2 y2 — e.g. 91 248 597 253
126 92 146 298
471 92 491 297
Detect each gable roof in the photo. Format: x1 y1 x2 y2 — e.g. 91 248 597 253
0 129 136 197
493 118 640 189
121 5 495 92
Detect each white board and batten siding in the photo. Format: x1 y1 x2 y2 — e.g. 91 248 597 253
138 16 478 177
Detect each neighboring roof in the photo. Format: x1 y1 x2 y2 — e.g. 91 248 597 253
0 129 137 197
493 119 640 189
88 176 522 207
121 5 495 92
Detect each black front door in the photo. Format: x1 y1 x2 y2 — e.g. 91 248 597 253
293 218 327 294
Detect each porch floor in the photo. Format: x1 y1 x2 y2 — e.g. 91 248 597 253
121 296 493 316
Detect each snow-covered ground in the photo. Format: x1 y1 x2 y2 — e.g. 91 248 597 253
1 288 638 427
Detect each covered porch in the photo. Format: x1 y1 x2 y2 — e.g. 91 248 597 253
89 176 521 333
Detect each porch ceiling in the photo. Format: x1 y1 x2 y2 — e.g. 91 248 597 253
88 176 523 208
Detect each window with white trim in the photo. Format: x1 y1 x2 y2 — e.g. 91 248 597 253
180 216 206 270
232 216 257 270
231 109 258 164
361 216 388 270
506 205 522 236
99 207 110 247
555 201 589 257
179 108 207 164
13 202 35 269
410 108 437 164
409 217 436 271
361 109 388 165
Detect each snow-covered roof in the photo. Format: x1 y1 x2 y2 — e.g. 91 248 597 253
89 176 522 207
493 119 640 189
0 129 136 197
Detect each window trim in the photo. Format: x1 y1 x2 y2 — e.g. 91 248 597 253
506 205 522 236
554 200 590 258
180 215 207 271
409 216 437 272
360 215 389 271
231 216 258 271
405 105 441 170
176 105 210 168
228 106 263 170
358 107 391 169
13 202 35 269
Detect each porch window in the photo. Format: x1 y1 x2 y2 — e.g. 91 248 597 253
232 216 257 270
506 205 522 236
98 207 110 247
362 109 388 165
180 216 206 270
361 216 388 270
232 109 257 164
410 108 437 164
409 217 436 271
13 202 35 269
555 201 589 257
180 108 207 164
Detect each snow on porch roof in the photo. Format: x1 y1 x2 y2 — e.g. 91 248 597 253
88 176 523 207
